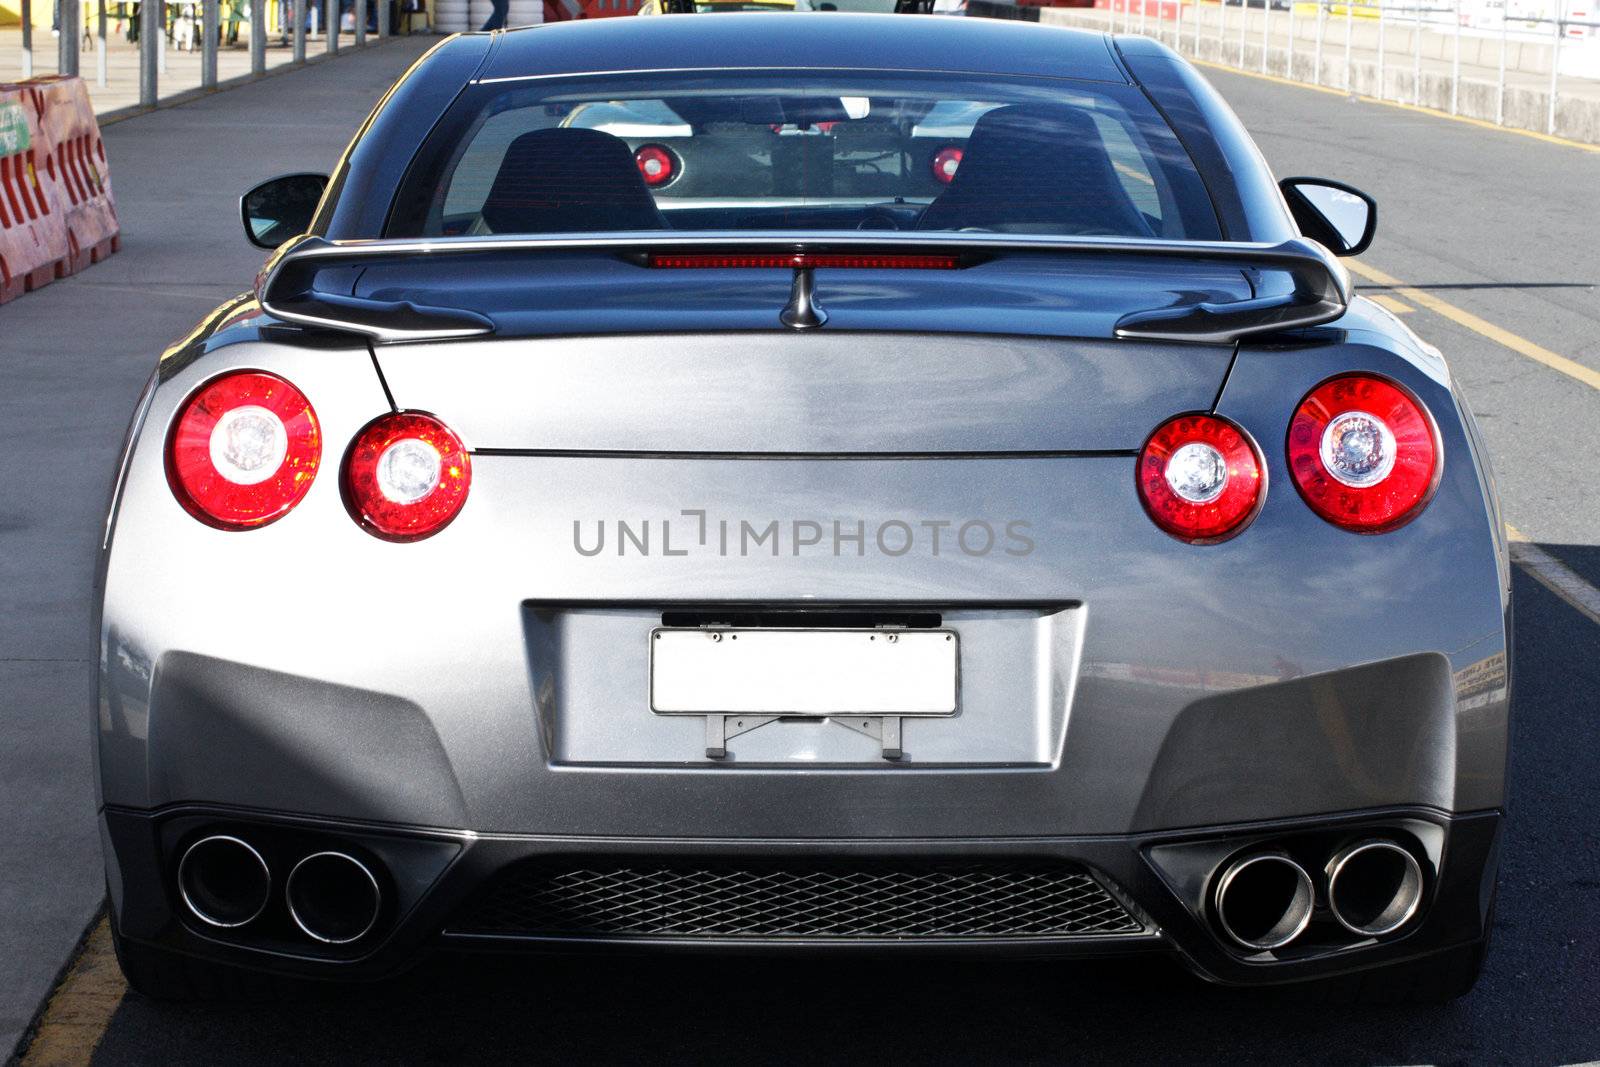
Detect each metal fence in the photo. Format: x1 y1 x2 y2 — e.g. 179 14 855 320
1050 0 1600 138
8 0 397 111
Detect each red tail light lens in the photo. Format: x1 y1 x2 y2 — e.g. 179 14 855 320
1137 414 1264 543
343 412 470 542
167 371 321 529
931 145 963 184
1287 375 1439 532
635 144 676 187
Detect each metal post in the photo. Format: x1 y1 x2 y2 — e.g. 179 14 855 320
377 0 387 37
293 0 304 60
140 0 159 105
1495 0 1507 124
1288 0 1297 77
1218 0 1227 60
20 0 31 78
202 0 218 88
1547 0 1563 134
1450 0 1461 113
250 0 264 72
1195 0 1203 53
1377 0 1386 98
158 0 166 76
1315 0 1326 83
1412 0 1422 105
96 0 107 87
1238 0 1247 64
1343 0 1353 92
354 0 364 44
58 0 80 76
324 0 336 52
1261 0 1270 71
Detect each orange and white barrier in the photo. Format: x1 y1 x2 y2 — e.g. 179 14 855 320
0 83 70 304
0 74 118 306
29 75 120 276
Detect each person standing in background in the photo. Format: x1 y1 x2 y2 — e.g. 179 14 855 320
480 0 507 28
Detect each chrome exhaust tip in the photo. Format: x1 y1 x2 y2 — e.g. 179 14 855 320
177 835 272 929
285 851 382 945
1213 851 1315 951
1326 839 1424 938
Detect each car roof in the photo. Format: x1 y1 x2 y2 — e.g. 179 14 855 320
475 14 1128 84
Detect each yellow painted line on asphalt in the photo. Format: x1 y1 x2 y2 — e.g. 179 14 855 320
1368 294 1414 315
20 919 126 1067
1506 525 1600 627
1192 58 1600 155
1347 260 1600 393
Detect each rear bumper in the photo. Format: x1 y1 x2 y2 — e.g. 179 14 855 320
102 804 1501 987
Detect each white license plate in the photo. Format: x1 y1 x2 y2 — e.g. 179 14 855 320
650 628 958 716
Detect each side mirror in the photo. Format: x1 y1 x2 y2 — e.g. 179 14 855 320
1279 177 1376 257
240 173 328 250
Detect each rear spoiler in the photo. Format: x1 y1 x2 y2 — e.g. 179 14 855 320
256 232 1351 345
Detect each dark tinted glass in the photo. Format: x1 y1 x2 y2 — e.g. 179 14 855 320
387 71 1221 241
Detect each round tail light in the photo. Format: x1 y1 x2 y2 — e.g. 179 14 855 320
1287 375 1439 532
343 412 470 542
635 144 677 187
930 145 963 185
167 371 321 529
1137 414 1264 543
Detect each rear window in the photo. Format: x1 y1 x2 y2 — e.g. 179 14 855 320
386 71 1221 241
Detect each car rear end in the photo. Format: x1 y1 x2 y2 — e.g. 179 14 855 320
95 20 1509 996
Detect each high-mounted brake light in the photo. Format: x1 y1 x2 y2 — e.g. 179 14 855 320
1287 375 1439 532
1137 414 1264 543
342 412 470 542
167 371 321 529
930 145 963 184
648 253 961 270
634 144 677 188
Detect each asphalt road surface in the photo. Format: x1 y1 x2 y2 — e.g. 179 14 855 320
4 43 1599 1067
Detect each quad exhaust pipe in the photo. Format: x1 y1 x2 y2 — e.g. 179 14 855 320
1325 839 1424 937
178 835 272 929
1212 852 1316 951
285 851 383 945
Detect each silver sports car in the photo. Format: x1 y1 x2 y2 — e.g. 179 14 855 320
97 14 1510 1003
